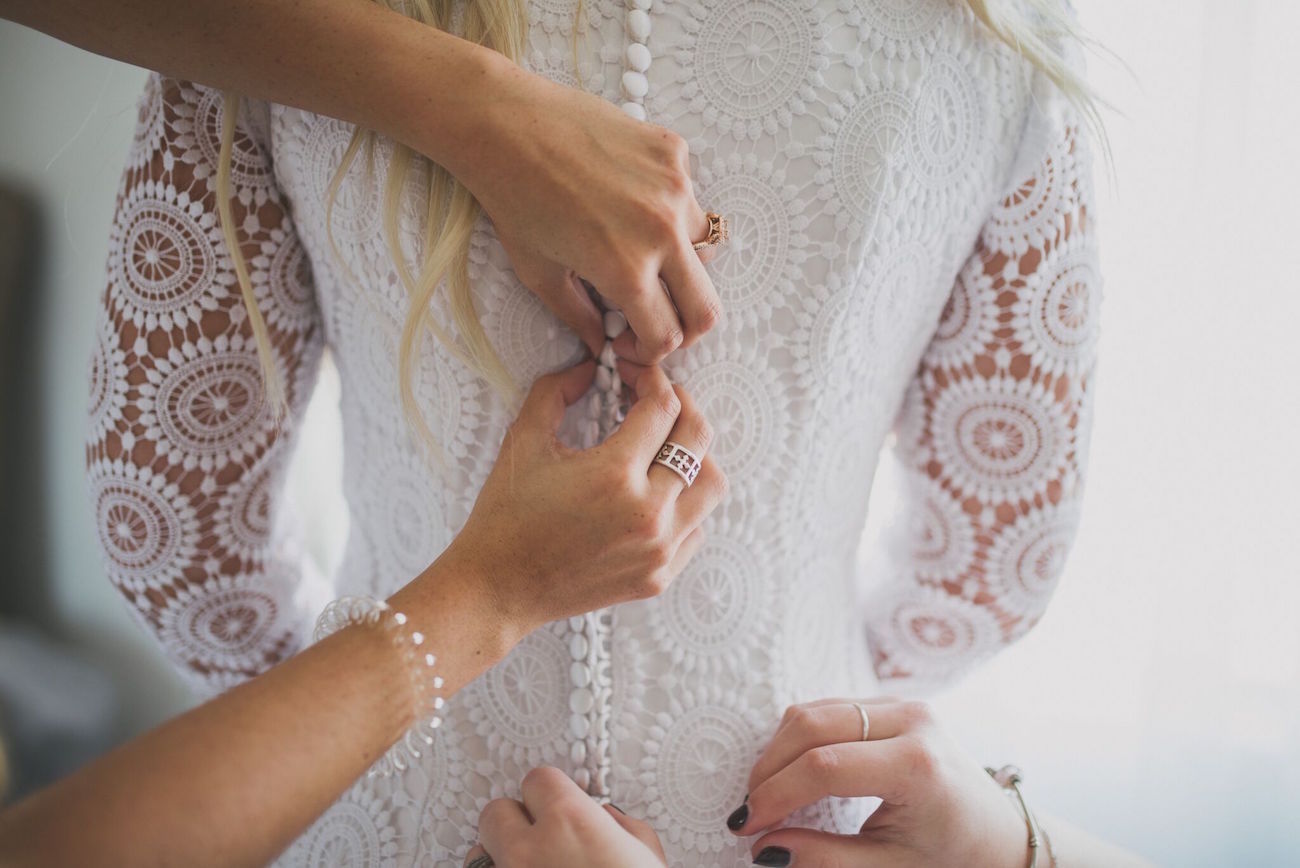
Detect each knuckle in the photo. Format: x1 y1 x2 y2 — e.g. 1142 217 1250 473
664 167 692 198
695 296 724 332
653 387 683 421
786 704 818 736
646 536 675 570
803 745 841 778
713 465 730 500
901 735 938 780
522 765 563 792
639 199 678 240
683 413 713 454
636 565 673 599
900 700 935 729
660 129 690 164
479 798 512 828
633 502 672 544
657 323 685 356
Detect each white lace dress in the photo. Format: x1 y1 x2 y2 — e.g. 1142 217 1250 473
86 0 1100 864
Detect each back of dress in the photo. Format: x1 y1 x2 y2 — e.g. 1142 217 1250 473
86 0 1100 864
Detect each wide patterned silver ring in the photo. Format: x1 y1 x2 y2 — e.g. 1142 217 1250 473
653 441 702 487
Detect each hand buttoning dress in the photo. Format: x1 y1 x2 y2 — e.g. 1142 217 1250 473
86 0 1101 864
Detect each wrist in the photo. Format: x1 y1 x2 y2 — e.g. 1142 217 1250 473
387 543 533 687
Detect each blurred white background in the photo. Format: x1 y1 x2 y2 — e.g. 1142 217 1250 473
1 2 1297 865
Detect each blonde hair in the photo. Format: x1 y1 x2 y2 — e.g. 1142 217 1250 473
216 0 1101 452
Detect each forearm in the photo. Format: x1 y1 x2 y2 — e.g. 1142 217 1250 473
1037 812 1155 868
0 557 522 868
0 0 506 177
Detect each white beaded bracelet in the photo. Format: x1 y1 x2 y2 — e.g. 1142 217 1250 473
314 595 446 777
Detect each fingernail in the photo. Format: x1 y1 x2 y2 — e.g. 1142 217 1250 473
753 847 792 867
607 803 627 814
726 795 749 831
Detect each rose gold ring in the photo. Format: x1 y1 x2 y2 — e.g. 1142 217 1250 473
692 212 730 251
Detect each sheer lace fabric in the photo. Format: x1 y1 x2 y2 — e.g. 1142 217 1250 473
87 1 1100 864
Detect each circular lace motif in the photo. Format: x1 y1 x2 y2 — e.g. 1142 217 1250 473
129 75 166 170
480 629 569 749
111 186 216 320
495 286 585 385
983 134 1076 257
872 587 1001 679
704 173 790 314
869 241 930 356
909 53 983 189
369 451 447 579
853 0 950 43
415 345 471 450
94 472 192 591
661 536 761 654
808 287 868 387
341 291 403 419
214 457 277 561
782 556 842 689
192 87 273 190
154 351 267 462
87 317 129 443
694 0 815 126
929 379 1068 504
262 228 317 333
303 118 380 242
294 787 399 868
157 572 294 672
1016 242 1100 376
833 91 913 217
987 502 1080 617
795 416 877 543
529 53 582 91
684 360 778 481
657 705 753 836
925 260 996 370
910 479 976 583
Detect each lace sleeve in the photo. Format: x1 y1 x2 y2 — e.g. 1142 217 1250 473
86 74 324 694
864 96 1100 687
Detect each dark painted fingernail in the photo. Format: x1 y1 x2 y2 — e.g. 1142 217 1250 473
726 795 749 831
753 847 792 867
607 803 627 815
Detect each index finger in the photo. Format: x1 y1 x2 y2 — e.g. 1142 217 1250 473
748 701 916 793
604 364 681 465
519 766 591 821
615 270 685 365
730 740 908 837
659 238 722 348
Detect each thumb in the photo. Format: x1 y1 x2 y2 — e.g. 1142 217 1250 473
546 271 606 359
512 359 597 441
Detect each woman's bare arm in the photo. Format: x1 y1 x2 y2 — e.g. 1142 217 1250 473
0 571 499 868
0 361 727 868
0 0 722 361
0 0 492 173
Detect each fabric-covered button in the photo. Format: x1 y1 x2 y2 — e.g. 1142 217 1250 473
626 42 652 73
